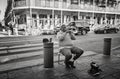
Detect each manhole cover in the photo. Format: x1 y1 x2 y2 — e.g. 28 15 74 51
61 73 79 79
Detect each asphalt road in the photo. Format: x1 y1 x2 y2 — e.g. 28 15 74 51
71 31 120 54
0 31 120 55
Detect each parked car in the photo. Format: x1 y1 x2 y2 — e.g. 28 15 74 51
66 20 90 35
54 26 60 34
94 24 119 34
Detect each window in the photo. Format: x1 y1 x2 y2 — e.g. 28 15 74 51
18 15 26 24
14 0 26 7
71 0 79 4
32 14 37 19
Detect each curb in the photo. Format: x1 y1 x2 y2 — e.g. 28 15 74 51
0 51 97 73
111 45 120 50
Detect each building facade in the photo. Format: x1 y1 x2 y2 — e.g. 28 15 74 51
5 0 120 35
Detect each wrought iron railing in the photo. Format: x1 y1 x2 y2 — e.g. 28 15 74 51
14 0 26 7
14 0 120 13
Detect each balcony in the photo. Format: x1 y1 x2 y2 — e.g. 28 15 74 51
14 0 119 14
14 0 26 7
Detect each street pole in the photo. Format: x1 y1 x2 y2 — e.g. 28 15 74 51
78 0 80 20
78 12 80 20
52 0 55 29
61 0 63 25
92 0 95 24
105 0 107 24
114 1 118 25
29 0 32 34
115 14 117 25
12 0 15 35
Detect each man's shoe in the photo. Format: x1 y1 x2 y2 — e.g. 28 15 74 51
64 61 71 68
69 61 76 68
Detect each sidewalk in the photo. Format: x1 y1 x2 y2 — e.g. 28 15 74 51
0 53 120 79
0 31 7 37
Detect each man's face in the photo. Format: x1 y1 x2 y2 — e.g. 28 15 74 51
61 25 67 32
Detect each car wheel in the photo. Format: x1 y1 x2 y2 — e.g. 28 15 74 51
104 30 107 34
114 29 118 33
72 28 78 35
94 31 98 34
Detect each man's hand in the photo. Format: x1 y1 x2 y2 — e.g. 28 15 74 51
67 30 76 40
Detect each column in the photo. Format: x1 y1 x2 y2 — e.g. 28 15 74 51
84 16 86 20
55 15 58 25
31 0 35 7
64 15 67 24
26 14 31 35
26 14 31 28
90 16 94 24
37 14 39 28
59 0 62 8
70 16 74 21
61 11 63 25
78 12 81 19
47 15 50 25
67 0 70 8
52 8 55 28
115 15 117 25
95 18 98 24
101 17 103 24
114 18 117 25
66 16 69 22
110 18 112 24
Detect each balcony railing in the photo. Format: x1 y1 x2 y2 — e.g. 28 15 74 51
14 0 119 13
14 0 26 7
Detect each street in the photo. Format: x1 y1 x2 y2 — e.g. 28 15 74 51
71 31 120 55
53 31 120 55
0 31 120 55
0 31 120 79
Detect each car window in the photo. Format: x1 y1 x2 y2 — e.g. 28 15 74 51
69 22 75 26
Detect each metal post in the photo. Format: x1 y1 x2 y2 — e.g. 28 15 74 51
43 39 54 68
103 38 112 55
115 14 117 25
61 0 63 25
52 0 55 28
92 0 95 19
105 0 107 24
29 0 32 30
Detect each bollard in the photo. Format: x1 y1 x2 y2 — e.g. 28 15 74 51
43 42 54 68
103 38 112 55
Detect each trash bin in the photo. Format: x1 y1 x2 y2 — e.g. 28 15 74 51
103 38 112 55
43 42 54 68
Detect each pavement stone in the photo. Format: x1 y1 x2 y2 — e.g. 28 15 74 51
0 73 8 79
112 71 120 79
8 67 35 79
103 75 116 79
60 73 79 79
0 54 120 79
